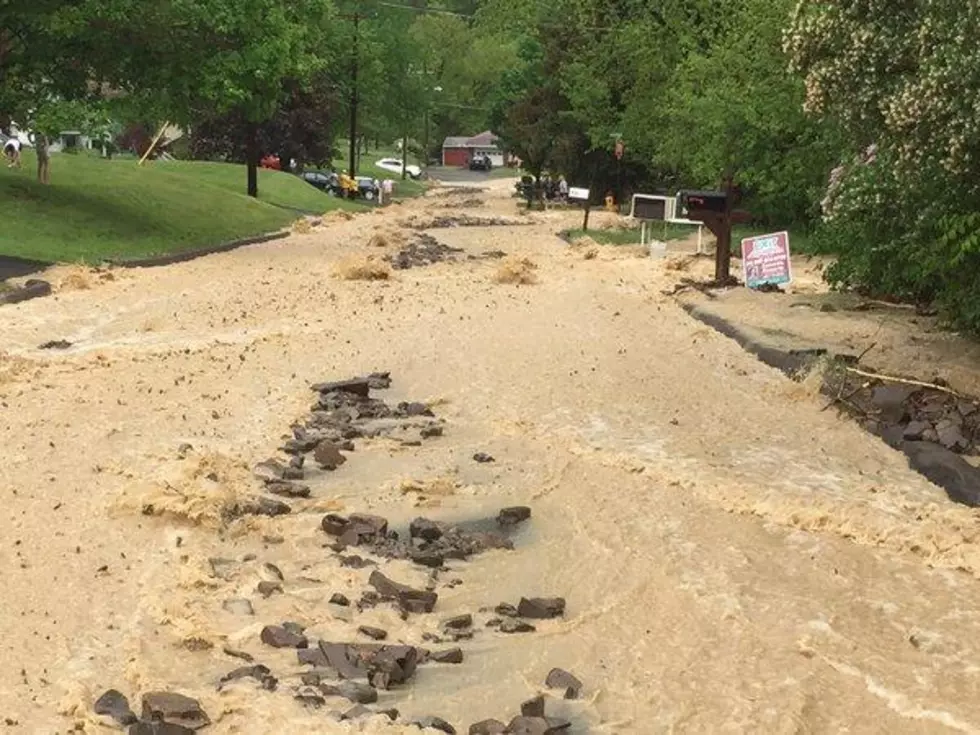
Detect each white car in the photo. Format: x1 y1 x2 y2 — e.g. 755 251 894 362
375 158 422 179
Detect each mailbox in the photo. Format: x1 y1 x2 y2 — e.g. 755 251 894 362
679 189 727 214
632 197 667 221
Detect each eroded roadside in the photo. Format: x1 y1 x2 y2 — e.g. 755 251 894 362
3 183 980 733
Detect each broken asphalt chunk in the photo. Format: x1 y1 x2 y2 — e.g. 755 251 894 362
94 689 138 726
218 664 277 691
469 720 506 735
140 692 210 731
517 597 565 619
544 668 582 699
496 506 531 527
320 681 379 704
411 716 457 734
260 624 308 649
430 647 464 664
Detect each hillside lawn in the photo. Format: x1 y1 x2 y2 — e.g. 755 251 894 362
0 151 364 264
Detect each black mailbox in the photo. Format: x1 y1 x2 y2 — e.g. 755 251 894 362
679 189 727 213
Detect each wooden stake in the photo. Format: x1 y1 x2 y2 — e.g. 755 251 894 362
138 121 170 166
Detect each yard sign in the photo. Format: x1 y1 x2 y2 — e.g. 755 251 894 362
741 231 792 288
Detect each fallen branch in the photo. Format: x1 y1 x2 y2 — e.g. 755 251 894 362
843 367 964 398
855 341 877 364
822 380 871 412
851 299 917 312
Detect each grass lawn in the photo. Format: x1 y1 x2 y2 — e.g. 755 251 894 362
566 221 698 245
565 221 814 252
0 151 360 264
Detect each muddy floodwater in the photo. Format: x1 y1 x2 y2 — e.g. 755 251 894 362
2 181 980 733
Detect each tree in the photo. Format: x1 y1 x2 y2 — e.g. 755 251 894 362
190 73 342 172
71 0 337 196
786 0 980 331
0 0 105 183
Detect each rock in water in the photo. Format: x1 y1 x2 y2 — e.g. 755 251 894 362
341 704 372 720
257 581 283 598
128 723 197 734
94 689 138 726
441 614 472 630
311 378 372 396
505 717 571 735
499 619 536 634
410 517 445 541
469 720 507 735
544 667 583 699
517 597 565 619
520 695 545 718
265 480 311 498
260 624 309 649
219 664 277 691
140 692 210 730
411 716 457 733
496 506 531 526
430 647 464 664
314 441 347 470
253 459 288 482
358 625 388 641
320 681 379 704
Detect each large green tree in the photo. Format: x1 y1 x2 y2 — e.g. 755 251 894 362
63 0 337 196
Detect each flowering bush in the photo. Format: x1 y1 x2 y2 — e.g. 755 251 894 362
789 0 980 332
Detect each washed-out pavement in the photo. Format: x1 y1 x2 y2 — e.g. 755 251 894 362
1 181 980 733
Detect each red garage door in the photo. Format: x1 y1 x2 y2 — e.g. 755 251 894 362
442 147 469 167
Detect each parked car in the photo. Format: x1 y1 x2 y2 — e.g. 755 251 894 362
300 170 379 201
300 170 339 193
260 154 281 170
468 153 492 171
356 176 380 201
375 157 422 179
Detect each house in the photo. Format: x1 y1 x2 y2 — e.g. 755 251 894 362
441 131 505 167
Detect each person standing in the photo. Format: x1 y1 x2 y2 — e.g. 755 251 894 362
3 137 21 168
558 176 569 202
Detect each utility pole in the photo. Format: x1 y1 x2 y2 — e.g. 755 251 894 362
346 12 361 177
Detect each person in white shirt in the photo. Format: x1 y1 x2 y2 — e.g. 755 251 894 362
3 137 21 169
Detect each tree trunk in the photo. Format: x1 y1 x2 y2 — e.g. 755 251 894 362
36 134 50 184
246 123 258 198
401 133 408 180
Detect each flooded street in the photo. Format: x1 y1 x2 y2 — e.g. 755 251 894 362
2 181 980 733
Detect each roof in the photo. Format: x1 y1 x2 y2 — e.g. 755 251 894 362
466 131 498 147
442 131 501 149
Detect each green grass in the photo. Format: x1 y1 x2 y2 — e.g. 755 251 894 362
0 151 360 263
566 222 698 245
565 222 814 252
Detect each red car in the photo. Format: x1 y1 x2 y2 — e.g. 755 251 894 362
260 154 281 170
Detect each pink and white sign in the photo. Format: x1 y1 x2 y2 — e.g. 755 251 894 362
741 231 791 289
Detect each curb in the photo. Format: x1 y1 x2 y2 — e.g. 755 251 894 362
106 230 291 269
0 279 53 306
681 301 980 507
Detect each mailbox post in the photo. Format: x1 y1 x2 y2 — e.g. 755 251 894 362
678 176 750 284
568 186 591 231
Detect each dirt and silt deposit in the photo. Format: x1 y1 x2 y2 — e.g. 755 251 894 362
4 181 980 733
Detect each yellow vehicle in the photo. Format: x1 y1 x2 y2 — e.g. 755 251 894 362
337 172 359 198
